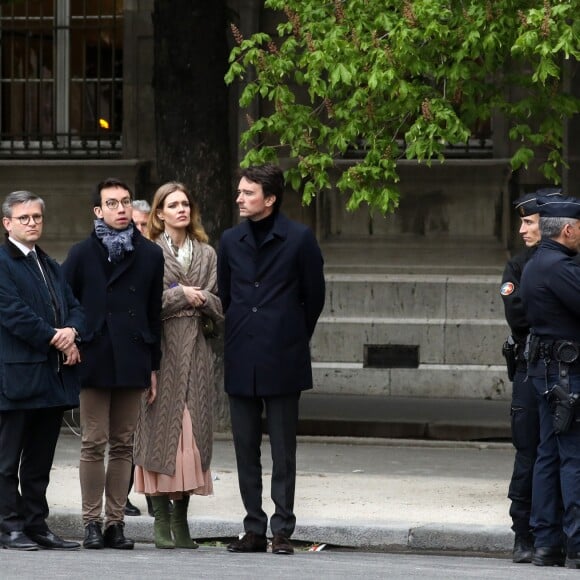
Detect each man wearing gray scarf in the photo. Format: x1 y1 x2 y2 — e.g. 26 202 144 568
62 178 164 550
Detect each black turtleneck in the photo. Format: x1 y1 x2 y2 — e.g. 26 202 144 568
248 211 276 247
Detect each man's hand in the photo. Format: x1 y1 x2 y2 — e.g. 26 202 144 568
51 327 77 352
146 371 157 405
62 344 81 366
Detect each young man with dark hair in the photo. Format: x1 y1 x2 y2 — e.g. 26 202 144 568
63 178 164 550
218 164 325 555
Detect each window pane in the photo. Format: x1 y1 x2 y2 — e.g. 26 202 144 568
0 1 54 142
70 0 123 140
0 0 123 156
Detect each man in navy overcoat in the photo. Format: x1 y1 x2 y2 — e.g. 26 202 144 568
218 164 325 555
0 190 84 551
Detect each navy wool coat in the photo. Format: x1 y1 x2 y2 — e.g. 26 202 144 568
217 212 325 397
62 230 164 389
0 239 85 411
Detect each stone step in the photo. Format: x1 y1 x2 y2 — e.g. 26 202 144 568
312 362 510 401
321 237 507 276
322 273 504 319
311 317 509 365
298 392 511 441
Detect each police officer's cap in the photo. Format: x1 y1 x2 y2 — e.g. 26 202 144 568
536 194 580 219
513 187 562 217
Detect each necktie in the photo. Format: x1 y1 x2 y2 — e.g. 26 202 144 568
30 249 48 286
30 250 60 317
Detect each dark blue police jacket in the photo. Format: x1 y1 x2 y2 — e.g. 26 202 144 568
217 212 325 397
520 238 580 376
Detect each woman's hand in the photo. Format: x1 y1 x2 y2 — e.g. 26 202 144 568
182 285 207 308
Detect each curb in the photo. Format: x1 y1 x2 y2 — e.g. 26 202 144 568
47 510 513 555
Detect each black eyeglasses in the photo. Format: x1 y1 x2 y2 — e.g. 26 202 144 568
104 198 132 210
11 214 43 225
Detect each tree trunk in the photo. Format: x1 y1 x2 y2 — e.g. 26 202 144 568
153 0 232 430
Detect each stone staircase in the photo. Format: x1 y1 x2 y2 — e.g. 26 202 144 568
310 239 511 402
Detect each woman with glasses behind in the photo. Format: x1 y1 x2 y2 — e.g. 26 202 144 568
134 182 222 549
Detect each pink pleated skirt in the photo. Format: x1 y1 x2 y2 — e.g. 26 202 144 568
135 406 213 500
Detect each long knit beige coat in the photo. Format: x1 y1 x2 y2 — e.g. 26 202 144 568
134 236 223 475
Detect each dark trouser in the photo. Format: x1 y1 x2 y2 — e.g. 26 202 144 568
229 393 300 538
531 373 580 552
508 368 540 535
0 406 65 534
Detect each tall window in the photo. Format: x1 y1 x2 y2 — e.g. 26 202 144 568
0 0 123 157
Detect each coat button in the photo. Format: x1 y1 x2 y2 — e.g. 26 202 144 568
129 286 136 292
252 307 257 313
254 281 260 287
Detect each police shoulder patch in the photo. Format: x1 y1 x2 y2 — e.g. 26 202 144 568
500 282 515 296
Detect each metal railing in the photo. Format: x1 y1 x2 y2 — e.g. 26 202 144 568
0 0 123 157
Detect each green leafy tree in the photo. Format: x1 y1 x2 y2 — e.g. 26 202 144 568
226 0 580 213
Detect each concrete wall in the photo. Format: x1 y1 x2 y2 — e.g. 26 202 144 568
0 160 148 261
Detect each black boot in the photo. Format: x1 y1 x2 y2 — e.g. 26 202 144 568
83 521 104 549
103 523 134 550
512 533 534 563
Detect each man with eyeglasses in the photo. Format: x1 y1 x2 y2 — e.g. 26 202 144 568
62 178 164 550
0 190 84 550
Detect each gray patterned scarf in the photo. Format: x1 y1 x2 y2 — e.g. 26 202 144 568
94 219 135 263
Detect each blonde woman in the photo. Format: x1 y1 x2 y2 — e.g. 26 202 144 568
134 182 222 549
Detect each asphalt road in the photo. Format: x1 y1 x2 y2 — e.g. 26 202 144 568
2 546 576 580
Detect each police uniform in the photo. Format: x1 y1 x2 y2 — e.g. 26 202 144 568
520 196 580 568
501 194 543 562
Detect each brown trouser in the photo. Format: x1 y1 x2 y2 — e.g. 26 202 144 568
79 387 142 527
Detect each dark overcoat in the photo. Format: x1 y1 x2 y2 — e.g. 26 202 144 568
0 239 85 410
217 212 325 397
62 229 164 389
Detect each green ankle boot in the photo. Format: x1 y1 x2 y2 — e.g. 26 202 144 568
171 496 198 549
150 495 175 549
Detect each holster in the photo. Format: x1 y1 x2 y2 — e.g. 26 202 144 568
546 360 580 435
502 335 517 381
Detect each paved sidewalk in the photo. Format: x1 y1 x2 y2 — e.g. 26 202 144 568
47 432 515 555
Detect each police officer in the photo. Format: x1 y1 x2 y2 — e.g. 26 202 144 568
501 189 562 563
520 195 580 569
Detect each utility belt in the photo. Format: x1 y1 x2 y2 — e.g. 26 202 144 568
528 336 580 434
527 336 580 366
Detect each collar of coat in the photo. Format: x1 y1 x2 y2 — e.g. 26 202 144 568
237 211 289 249
3 233 49 261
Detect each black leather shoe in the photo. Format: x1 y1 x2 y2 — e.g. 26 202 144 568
0 531 39 551
28 530 80 550
124 500 141 517
103 523 135 550
227 531 267 553
83 521 104 549
512 533 533 563
532 545 565 567
271 534 294 555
